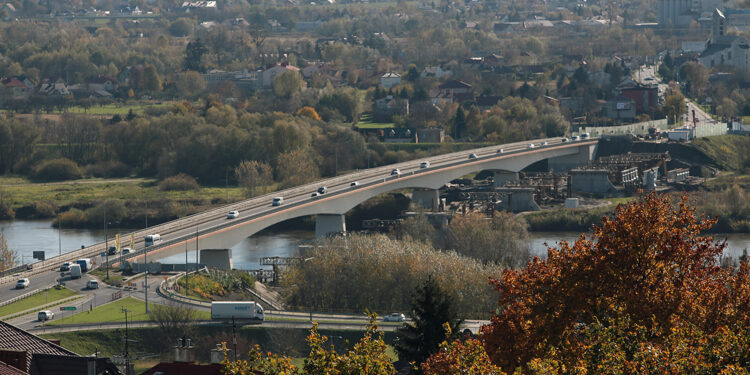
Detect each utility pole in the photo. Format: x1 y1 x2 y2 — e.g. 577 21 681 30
195 225 199 269
144 235 149 313
184 239 189 297
121 307 131 375
57 211 62 257
232 316 238 361
104 204 109 280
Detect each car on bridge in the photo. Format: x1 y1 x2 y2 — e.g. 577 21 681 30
497 148 504 154
107 246 118 255
60 262 71 272
383 313 406 322
122 247 132 255
581 133 590 139
15 278 29 289
468 153 478 159
420 161 430 168
227 210 239 219
571 136 579 141
317 186 327 194
391 168 401 176
311 192 319 198
272 197 284 206
542 141 549 146
350 181 359 187
561 137 569 142
527 143 536 149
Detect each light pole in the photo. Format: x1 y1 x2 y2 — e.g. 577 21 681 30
144 237 149 313
104 203 109 280
184 239 189 297
57 211 62 257
121 307 131 374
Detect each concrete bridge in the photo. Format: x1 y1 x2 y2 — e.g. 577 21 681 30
0 137 597 288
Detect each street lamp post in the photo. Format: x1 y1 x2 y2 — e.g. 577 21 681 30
104 204 109 280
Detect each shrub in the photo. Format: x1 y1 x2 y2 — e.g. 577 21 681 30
159 173 200 191
84 161 131 178
32 158 83 181
57 208 87 228
85 199 128 225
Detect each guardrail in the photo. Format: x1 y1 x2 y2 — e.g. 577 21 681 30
0 284 54 309
6 137 597 286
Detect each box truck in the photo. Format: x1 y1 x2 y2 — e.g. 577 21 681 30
76 258 92 272
211 301 264 321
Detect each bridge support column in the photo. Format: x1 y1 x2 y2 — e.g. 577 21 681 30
493 170 519 187
315 214 347 239
547 144 598 172
412 189 440 211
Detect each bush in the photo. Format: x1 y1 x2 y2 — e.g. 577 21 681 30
84 161 131 178
32 158 83 181
57 208 87 228
159 173 200 191
85 199 128 226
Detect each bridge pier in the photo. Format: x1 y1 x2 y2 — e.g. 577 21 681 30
492 170 519 187
315 214 347 239
547 144 598 172
412 189 440 211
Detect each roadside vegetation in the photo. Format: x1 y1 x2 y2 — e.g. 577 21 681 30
47 297 210 326
0 286 76 318
176 269 257 301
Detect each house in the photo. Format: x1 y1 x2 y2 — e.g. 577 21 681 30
380 72 401 89
373 95 409 121
698 9 750 75
384 127 416 143
181 1 217 10
483 54 505 68
260 63 300 88
431 80 474 105
603 96 637 122
0 320 119 375
37 79 70 96
619 85 659 112
87 75 118 96
475 95 502 110
0 77 33 100
141 340 262 375
417 127 445 143
421 65 452 78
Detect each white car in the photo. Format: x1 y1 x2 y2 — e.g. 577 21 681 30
87 280 99 289
383 313 406 322
16 278 29 289
497 148 504 154
420 161 430 168
38 310 54 321
527 143 536 149
561 138 569 142
468 153 478 159
272 197 284 206
311 192 320 198
350 181 359 187
571 136 580 141
391 169 401 176
122 247 132 255
227 210 239 219
541 141 549 146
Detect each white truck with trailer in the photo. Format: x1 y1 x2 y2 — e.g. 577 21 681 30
210 301 264 322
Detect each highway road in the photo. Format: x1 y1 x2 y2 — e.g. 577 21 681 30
0 136 588 296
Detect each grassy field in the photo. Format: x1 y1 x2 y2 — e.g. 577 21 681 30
0 287 78 318
89 268 125 287
0 176 245 209
64 102 176 116
355 113 395 129
47 297 210 325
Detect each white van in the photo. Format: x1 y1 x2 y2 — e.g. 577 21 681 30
38 310 54 321
145 234 162 247
87 280 99 289
272 197 284 206
70 264 82 279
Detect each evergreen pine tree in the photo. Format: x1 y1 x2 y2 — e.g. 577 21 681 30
395 275 462 372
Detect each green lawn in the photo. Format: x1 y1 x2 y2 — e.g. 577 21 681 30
89 268 124 287
64 102 177 116
0 287 78 318
47 297 209 325
0 176 245 209
355 113 395 129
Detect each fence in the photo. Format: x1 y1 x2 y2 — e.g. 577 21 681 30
574 119 669 137
694 122 728 138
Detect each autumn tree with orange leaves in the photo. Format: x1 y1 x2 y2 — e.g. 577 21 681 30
480 192 750 372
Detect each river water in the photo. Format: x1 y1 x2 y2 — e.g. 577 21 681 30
2 220 749 270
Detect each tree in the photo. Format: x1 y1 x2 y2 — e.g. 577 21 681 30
481 193 742 372
663 92 686 124
717 97 738 119
0 232 18 272
681 62 709 98
443 212 531 268
395 275 463 370
0 187 14 220
422 325 505 375
149 301 198 348
275 149 319 188
169 18 194 37
184 39 208 73
222 317 395 375
452 108 466 140
272 70 304 98
235 160 273 197
140 64 162 92
296 106 322 121
176 71 206 99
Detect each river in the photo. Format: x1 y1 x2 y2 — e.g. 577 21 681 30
1 220 749 270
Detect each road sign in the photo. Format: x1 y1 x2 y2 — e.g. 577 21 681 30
33 251 45 260
60 306 76 311
100 252 106 257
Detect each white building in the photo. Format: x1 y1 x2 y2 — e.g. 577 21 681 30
698 9 750 75
380 72 401 89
